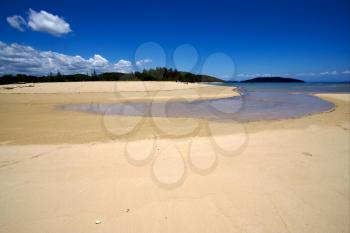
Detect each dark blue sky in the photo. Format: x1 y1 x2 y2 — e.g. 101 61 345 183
1 0 350 81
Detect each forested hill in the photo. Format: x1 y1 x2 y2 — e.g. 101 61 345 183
0 68 223 85
241 77 304 83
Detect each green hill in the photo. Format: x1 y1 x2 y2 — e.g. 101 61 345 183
241 77 304 83
0 68 223 85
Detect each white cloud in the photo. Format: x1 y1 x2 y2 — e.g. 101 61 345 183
297 72 317 76
88 55 109 67
6 15 26 32
115 59 133 73
237 73 265 77
115 59 132 67
239 71 347 79
27 9 72 36
136 59 152 67
320 71 337 75
0 41 149 75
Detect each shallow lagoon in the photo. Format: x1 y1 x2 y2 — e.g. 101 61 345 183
60 83 350 122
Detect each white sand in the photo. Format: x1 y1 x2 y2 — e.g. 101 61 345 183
0 82 348 233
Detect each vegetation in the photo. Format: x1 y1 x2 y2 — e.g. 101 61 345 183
241 77 304 83
0 67 223 85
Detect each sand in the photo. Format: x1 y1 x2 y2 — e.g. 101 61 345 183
0 82 349 233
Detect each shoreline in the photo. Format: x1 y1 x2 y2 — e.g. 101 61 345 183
0 82 240 144
0 82 347 145
0 82 349 233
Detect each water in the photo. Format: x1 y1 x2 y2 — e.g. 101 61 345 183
60 83 350 122
219 82 350 94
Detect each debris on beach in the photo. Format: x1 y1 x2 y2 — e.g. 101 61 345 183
95 220 102 224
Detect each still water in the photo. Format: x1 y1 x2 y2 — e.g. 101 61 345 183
60 83 350 122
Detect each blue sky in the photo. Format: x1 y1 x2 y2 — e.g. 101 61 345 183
0 0 350 81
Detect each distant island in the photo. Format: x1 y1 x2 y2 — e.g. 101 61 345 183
241 77 304 83
0 67 223 85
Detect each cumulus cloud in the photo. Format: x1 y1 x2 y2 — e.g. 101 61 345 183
6 9 72 36
342 70 350 74
115 59 133 73
0 41 150 75
27 9 72 36
6 15 26 31
88 54 108 67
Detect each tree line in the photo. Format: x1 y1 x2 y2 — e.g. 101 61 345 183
0 67 223 85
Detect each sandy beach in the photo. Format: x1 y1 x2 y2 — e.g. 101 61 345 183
0 82 348 233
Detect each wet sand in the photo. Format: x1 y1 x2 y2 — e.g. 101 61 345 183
0 82 349 233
